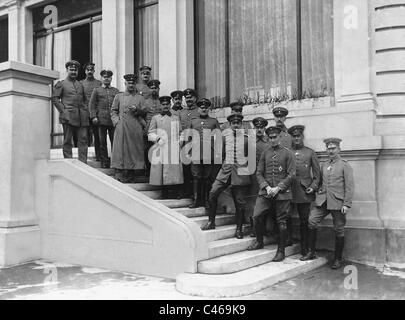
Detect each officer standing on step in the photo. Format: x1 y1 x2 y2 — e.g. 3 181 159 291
187 98 221 209
89 70 120 169
179 89 200 199
248 126 296 263
51 60 89 164
148 96 184 199
136 66 153 99
246 117 270 237
81 62 102 161
171 90 184 117
201 114 252 240
111 74 147 183
288 125 321 259
302 138 354 270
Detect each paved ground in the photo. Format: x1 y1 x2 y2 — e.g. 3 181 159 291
1 259 405 300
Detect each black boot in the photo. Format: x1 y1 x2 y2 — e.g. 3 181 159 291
249 217 256 237
235 209 244 239
201 198 216 231
286 216 293 247
331 237 345 270
300 224 309 257
248 218 264 250
272 226 287 262
301 228 317 261
189 180 201 209
204 181 211 210
159 187 169 200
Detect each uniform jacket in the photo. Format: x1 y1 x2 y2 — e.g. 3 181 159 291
80 78 102 108
144 97 161 132
256 144 296 200
215 131 252 186
148 113 184 186
179 105 200 131
110 92 147 170
51 78 89 127
291 145 321 204
136 83 153 100
188 116 221 162
314 156 354 210
279 125 292 149
89 85 120 126
255 136 270 165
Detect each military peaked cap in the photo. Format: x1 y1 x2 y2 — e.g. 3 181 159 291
229 102 244 112
183 88 197 98
324 138 342 148
159 96 172 105
266 126 282 136
139 66 152 72
227 114 244 123
171 91 184 99
147 79 161 88
273 106 289 117
288 125 306 136
197 98 212 108
84 62 95 70
100 70 113 77
252 117 268 128
65 60 81 69
123 74 137 82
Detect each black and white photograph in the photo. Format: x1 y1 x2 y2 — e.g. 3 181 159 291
0 0 405 307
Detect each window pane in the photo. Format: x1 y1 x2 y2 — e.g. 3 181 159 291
135 3 159 78
301 0 334 97
229 0 298 102
0 17 8 63
195 0 227 108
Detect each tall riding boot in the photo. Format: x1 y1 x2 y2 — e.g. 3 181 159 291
201 196 217 230
301 228 317 261
249 217 256 237
286 216 293 247
331 237 345 269
160 186 169 200
272 225 287 262
248 217 264 251
204 181 211 210
200 182 206 209
189 180 201 209
235 209 244 239
300 224 309 256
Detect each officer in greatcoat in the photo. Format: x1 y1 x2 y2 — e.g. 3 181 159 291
89 70 120 168
111 74 147 183
248 126 296 263
187 98 221 209
51 60 89 164
148 96 184 199
81 62 102 161
201 114 253 240
288 125 321 258
302 138 354 270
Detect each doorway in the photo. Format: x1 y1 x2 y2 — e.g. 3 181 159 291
71 23 91 81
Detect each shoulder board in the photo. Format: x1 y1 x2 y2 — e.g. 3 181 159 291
54 80 64 88
342 159 348 163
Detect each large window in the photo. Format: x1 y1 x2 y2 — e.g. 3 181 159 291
0 16 8 63
135 0 159 77
196 0 334 108
33 0 102 148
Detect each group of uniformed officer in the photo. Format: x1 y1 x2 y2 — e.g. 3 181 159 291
52 60 354 270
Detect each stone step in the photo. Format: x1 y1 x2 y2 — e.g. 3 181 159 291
208 236 278 259
176 254 328 298
140 190 162 200
203 225 253 243
127 183 163 192
198 243 301 274
191 214 235 228
97 168 115 176
176 207 207 218
158 199 193 209
87 160 102 168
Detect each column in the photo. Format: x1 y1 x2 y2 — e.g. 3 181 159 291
158 0 194 94
102 0 134 91
0 61 58 267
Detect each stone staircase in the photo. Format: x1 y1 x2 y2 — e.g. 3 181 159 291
87 159 328 298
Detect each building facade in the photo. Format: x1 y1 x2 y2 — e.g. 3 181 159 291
1 0 405 268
